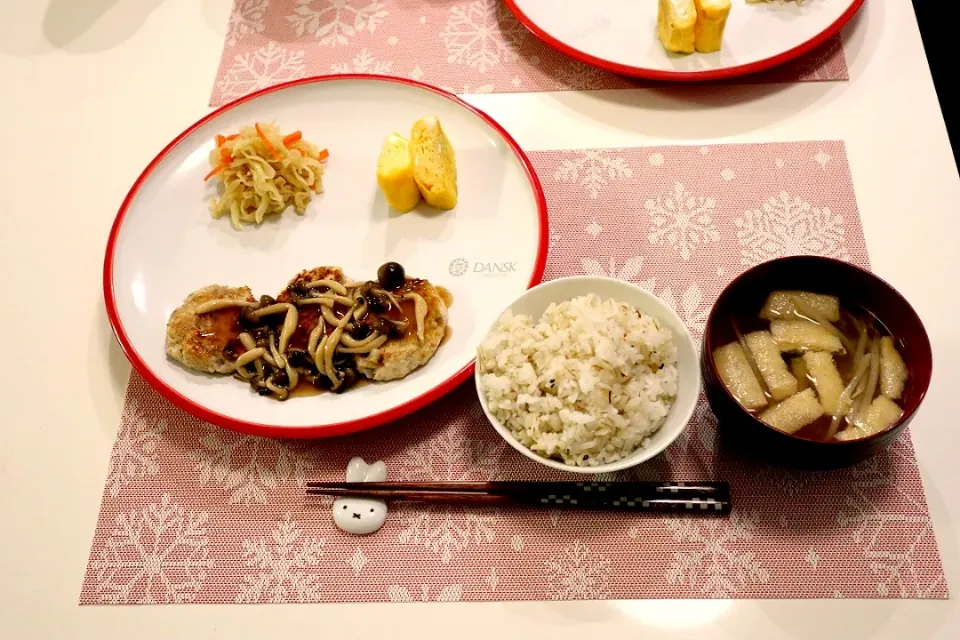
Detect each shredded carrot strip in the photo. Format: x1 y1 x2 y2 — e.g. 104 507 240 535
219 147 233 163
204 163 227 181
225 134 239 142
282 131 302 147
215 134 226 147
317 148 329 162
255 122 280 160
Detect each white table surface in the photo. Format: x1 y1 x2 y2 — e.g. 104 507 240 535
2 1 958 638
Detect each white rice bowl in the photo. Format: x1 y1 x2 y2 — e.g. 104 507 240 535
477 293 679 467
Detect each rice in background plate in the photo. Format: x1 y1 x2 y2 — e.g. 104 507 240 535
477 293 678 467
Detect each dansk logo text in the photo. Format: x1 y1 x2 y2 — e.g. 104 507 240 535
473 262 517 274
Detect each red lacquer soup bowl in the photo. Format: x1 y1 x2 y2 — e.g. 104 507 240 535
701 256 932 470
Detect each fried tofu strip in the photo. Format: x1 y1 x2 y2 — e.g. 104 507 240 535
714 342 768 410
802 351 845 415
759 388 824 435
879 336 908 400
772 320 844 354
760 291 840 322
836 395 903 441
744 331 797 401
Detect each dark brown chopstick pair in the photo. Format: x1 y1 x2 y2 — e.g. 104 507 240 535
307 480 731 515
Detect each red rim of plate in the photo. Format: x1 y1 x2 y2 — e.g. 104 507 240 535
504 0 865 82
103 74 549 440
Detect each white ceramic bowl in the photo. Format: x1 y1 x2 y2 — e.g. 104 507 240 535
474 276 701 474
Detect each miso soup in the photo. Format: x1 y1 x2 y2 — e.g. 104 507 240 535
712 290 909 442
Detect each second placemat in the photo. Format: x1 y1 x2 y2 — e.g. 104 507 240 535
211 0 849 105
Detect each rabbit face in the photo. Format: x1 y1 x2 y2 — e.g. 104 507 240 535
332 457 388 535
333 497 388 535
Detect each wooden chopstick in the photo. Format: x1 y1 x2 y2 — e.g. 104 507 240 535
306 481 731 514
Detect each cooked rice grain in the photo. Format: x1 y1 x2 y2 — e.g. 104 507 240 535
478 294 678 466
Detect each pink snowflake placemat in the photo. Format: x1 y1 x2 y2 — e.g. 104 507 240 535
82 140 946 604
209 0 849 106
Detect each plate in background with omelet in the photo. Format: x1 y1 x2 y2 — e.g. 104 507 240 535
103 75 548 439
505 0 864 81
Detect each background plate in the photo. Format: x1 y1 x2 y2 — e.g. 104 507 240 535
505 0 864 80
105 75 547 438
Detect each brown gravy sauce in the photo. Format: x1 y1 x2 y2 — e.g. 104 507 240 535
198 308 244 357
287 377 371 398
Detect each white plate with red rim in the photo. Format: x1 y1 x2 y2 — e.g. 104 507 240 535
504 0 864 81
104 75 547 439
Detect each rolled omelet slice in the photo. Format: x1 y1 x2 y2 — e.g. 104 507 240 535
376 133 421 213
694 0 731 53
410 116 458 210
658 0 697 54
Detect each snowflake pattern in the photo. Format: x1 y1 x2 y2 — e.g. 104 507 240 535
387 584 463 602
397 505 497 564
658 282 710 341
226 0 269 47
440 0 527 73
581 256 657 292
553 151 633 199
91 495 212 604
665 510 770 597
394 428 506 482
553 59 614 91
645 182 721 260
548 220 559 257
784 35 846 82
236 515 325 603
544 541 610 600
105 400 166 497
735 191 848 266
347 547 368 575
645 398 718 475
837 452 945 597
486 567 499 591
394 429 504 563
189 427 310 505
439 83 495 95
217 42 306 101
330 48 393 73
287 0 388 45
752 463 824 500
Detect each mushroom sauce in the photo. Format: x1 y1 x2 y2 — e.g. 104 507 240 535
191 262 451 400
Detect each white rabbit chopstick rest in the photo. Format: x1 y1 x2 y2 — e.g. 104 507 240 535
332 457 388 535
